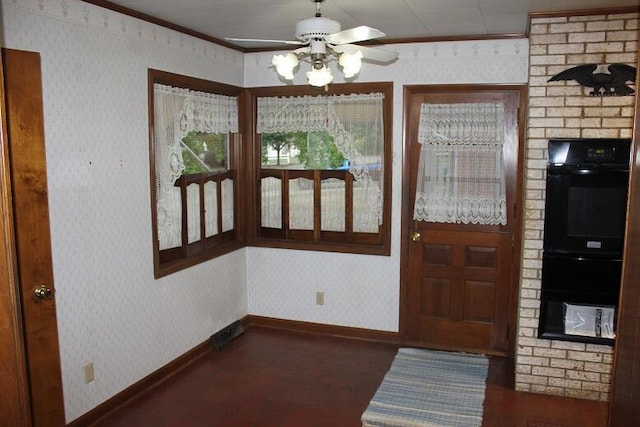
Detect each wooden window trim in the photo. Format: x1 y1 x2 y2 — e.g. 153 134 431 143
148 69 246 278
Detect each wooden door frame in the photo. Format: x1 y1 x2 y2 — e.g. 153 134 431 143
0 49 32 426
399 84 527 357
608 52 640 424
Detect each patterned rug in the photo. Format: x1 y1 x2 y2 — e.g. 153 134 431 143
361 347 489 427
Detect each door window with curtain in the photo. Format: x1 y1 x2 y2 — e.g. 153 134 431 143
252 84 392 255
413 103 507 225
149 70 243 277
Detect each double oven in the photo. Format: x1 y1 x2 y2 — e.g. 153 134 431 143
538 138 631 345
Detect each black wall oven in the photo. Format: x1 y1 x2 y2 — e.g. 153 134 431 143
538 138 630 345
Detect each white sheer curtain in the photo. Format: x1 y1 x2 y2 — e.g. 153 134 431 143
153 83 238 250
413 103 507 225
257 93 384 231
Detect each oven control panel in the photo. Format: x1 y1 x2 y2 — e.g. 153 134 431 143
548 138 631 167
586 147 614 162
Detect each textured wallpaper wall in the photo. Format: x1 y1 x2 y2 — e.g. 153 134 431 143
2 0 248 422
245 40 530 332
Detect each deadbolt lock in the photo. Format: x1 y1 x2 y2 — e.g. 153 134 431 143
411 231 421 242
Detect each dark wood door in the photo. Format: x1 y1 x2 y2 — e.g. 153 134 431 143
0 50 32 427
3 48 66 426
402 86 525 356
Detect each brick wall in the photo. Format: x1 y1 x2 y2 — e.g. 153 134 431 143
516 11 639 401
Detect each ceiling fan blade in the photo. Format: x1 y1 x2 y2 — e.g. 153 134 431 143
225 37 306 46
333 44 398 63
325 26 385 45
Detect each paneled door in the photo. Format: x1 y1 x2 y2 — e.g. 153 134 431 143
401 86 525 356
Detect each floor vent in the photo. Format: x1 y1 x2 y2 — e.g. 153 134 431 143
210 320 244 351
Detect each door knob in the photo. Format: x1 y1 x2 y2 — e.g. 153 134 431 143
34 284 53 301
411 231 421 242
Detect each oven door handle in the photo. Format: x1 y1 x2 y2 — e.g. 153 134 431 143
547 166 629 175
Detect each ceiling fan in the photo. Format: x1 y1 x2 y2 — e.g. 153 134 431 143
225 0 398 86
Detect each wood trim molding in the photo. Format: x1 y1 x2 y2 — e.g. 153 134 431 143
67 340 211 427
529 5 640 21
80 0 240 50
242 315 399 344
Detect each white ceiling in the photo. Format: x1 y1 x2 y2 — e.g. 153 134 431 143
102 0 639 49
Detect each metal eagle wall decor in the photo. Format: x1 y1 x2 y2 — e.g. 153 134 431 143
548 63 637 96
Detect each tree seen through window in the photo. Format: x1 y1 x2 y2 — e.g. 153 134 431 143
182 131 229 175
261 131 345 170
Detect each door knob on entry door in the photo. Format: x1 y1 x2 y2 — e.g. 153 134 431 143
411 231 421 242
34 284 53 301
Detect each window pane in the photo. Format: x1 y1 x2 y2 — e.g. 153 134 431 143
261 177 282 228
182 131 229 175
353 180 379 233
204 181 218 237
158 187 182 250
261 132 303 168
301 131 346 170
186 183 200 244
321 178 345 232
261 131 346 171
221 178 234 232
289 177 313 230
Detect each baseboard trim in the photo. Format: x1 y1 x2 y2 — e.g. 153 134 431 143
66 317 398 426
243 315 400 344
66 340 210 427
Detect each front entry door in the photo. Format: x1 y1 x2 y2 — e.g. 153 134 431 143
402 86 525 356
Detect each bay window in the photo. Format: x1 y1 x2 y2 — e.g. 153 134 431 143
149 75 392 277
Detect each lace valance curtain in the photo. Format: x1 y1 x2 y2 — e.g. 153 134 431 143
257 93 384 224
153 83 239 249
413 103 507 225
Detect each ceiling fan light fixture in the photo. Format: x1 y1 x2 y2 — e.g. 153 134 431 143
272 52 299 80
307 66 333 87
338 51 363 78
240 0 396 87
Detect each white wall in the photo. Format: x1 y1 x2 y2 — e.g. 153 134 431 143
245 40 530 331
2 0 248 422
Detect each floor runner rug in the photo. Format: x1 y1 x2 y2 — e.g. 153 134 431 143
361 347 489 427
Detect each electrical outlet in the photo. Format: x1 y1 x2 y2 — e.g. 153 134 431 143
316 291 324 306
84 362 95 384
